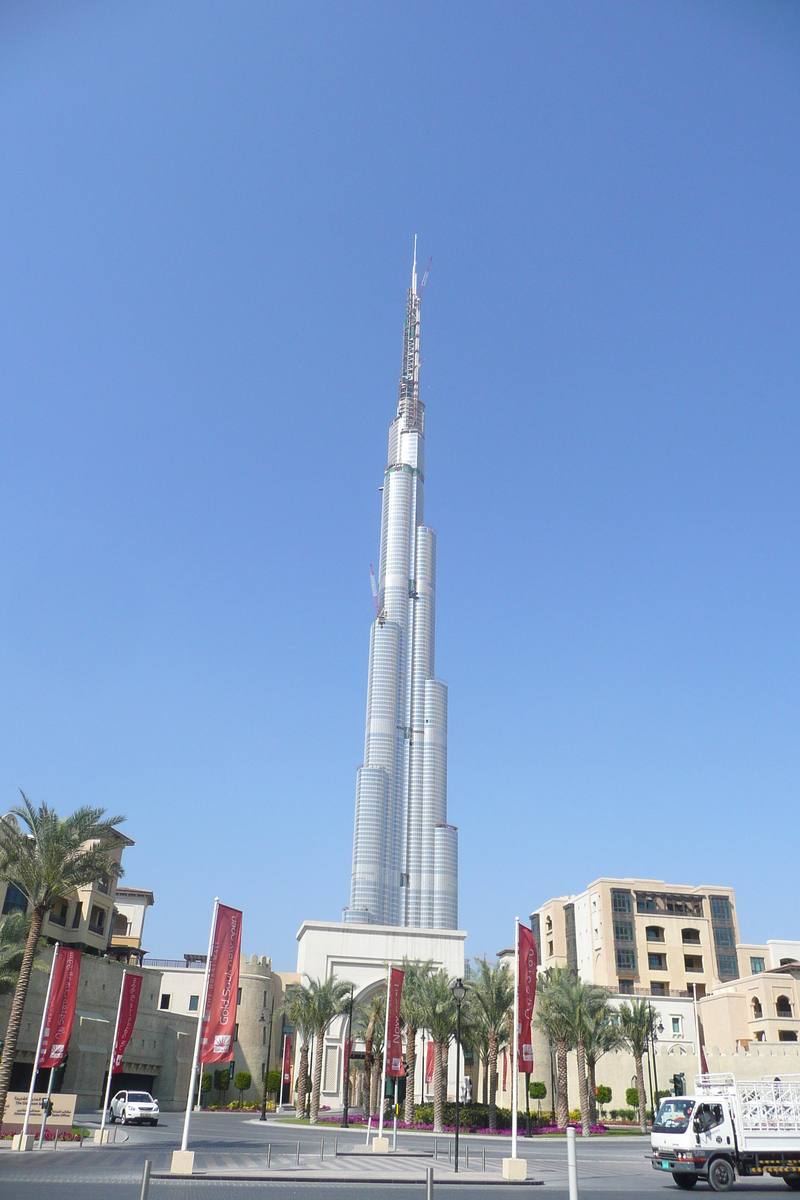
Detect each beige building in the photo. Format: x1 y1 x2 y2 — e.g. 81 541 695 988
143 953 285 1105
699 960 800 1051
1 826 134 957
109 886 154 965
532 878 740 999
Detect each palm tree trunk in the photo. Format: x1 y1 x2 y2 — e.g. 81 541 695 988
482 1052 488 1105
487 1031 498 1131
576 1036 590 1137
0 908 44 1123
310 1032 324 1124
363 1037 373 1119
586 1055 597 1125
404 1025 417 1126
635 1052 647 1132
370 1059 380 1116
295 1043 309 1117
556 1038 569 1130
432 1039 444 1132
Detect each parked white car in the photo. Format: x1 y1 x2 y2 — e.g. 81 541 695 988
109 1090 159 1126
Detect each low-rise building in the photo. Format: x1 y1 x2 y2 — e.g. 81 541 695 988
109 886 154 965
142 953 284 1105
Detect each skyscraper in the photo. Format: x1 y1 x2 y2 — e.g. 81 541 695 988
343 244 458 930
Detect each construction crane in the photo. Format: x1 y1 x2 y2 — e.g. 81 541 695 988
417 256 432 299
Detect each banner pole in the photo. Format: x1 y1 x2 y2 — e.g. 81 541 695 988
377 962 391 1139
512 918 519 1160
277 1033 287 1109
180 897 218 1153
21 942 60 1143
100 969 127 1137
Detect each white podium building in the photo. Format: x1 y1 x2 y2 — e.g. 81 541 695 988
294 920 466 1109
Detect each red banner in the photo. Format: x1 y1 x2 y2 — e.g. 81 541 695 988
200 903 243 1064
425 1040 434 1086
39 947 82 1069
518 922 537 1072
283 1034 293 1084
112 973 143 1073
386 967 404 1077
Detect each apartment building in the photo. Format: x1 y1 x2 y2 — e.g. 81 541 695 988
532 878 740 999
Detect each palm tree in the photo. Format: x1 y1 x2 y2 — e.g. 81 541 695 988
282 983 316 1116
0 913 36 996
0 796 125 1121
560 978 611 1136
399 957 433 1126
418 969 457 1133
618 998 650 1132
355 991 385 1117
534 967 574 1130
303 976 352 1123
468 956 513 1131
583 1000 622 1124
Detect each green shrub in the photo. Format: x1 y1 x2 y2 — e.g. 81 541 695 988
596 1086 612 1108
625 1087 640 1109
411 1102 553 1130
266 1069 281 1094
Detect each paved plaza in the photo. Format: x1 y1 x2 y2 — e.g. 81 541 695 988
0 1112 795 1198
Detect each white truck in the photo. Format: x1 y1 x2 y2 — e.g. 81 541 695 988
651 1073 800 1192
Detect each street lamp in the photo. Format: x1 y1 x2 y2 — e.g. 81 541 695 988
260 992 276 1122
342 984 354 1129
450 977 467 1174
648 1004 664 1114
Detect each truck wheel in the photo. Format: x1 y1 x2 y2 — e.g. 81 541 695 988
674 1177 698 1190
783 1179 800 1191
708 1158 735 1192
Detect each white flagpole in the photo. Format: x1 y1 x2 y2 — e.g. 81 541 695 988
692 983 701 1069
100 969 127 1138
377 962 391 1139
21 943 60 1144
277 1033 287 1108
180 897 219 1153
512 918 519 1160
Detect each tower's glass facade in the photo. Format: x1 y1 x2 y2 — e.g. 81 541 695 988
344 252 458 929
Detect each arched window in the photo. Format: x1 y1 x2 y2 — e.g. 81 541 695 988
113 913 129 936
545 916 552 933
752 997 762 1019
646 926 665 942
682 928 701 945
776 995 793 1018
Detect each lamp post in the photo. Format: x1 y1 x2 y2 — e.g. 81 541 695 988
260 992 276 1122
450 977 466 1174
648 1003 663 1113
342 984 354 1128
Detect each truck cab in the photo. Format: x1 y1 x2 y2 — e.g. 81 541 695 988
652 1095 737 1191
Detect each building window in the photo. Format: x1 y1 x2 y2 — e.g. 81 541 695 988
752 998 763 1019
682 928 701 945
160 994 171 1010
651 982 667 997
750 957 766 974
754 1030 765 1041
545 915 552 933
263 991 267 1007
645 926 665 942
262 1025 266 1045
531 912 541 963
237 987 242 1006
710 896 731 921
717 954 738 978
684 955 703 973
612 891 632 914
113 913 128 936
779 1030 798 1042
614 920 634 942
618 978 634 994
49 899 69 927
713 926 735 948
188 995 199 1012
89 905 106 934
776 995 793 1018
2 884 28 915
648 952 667 971
72 901 83 929
616 948 636 972
781 958 795 967
548 940 554 956
97 876 110 895
235 1023 239 1042
672 1017 681 1035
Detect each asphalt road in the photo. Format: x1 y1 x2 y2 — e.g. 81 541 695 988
0 1112 793 1198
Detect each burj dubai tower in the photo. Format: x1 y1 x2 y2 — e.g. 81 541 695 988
344 245 458 930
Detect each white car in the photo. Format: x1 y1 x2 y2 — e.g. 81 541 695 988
109 1090 159 1126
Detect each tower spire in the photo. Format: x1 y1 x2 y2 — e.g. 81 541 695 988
398 239 422 431
412 234 417 295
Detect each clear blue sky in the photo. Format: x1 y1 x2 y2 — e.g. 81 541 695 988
1 2 798 970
